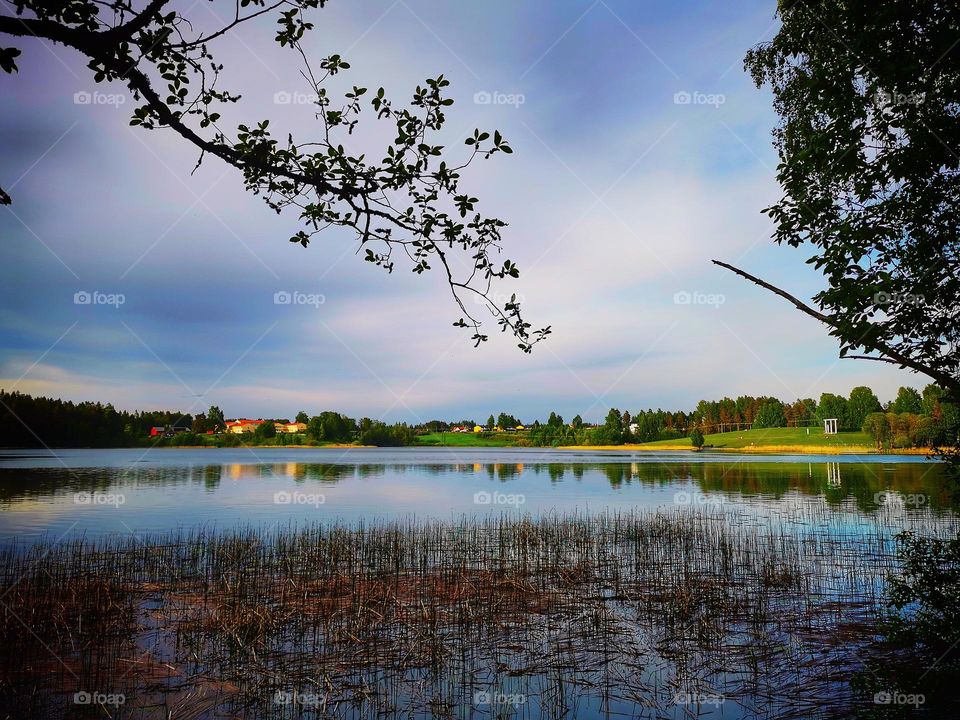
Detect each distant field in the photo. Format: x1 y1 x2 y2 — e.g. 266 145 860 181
416 432 525 447
638 427 874 450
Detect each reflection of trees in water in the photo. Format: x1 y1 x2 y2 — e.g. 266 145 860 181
0 461 954 512
522 461 954 511
0 465 232 501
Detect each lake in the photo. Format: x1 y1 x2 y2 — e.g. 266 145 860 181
1 448 956 719
0 447 952 540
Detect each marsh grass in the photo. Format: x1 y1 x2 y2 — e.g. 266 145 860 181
1 508 956 719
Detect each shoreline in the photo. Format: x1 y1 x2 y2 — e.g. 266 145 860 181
558 443 940 455
1 444 939 457
161 442 373 449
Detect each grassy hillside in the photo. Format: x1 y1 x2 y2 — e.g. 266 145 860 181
638 427 874 450
415 432 526 447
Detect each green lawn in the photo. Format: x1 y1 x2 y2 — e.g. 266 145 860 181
638 426 874 449
415 432 526 447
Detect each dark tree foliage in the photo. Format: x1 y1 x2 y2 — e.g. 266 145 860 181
357 419 415 447
890 386 923 415
0 389 189 447
847 385 883 430
306 411 354 442
5 384 953 449
254 418 277 439
689 427 704 450
0 0 549 351
752 400 787 429
191 412 209 433
496 412 520 428
206 405 225 431
853 531 960 716
719 0 960 402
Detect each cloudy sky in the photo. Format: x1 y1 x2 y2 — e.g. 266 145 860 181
0 0 926 423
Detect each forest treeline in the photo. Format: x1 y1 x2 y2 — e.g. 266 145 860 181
0 384 956 449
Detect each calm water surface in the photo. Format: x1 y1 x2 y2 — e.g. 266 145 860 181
1 447 956 719
0 447 952 540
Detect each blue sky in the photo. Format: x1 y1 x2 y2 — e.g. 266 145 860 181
0 0 927 423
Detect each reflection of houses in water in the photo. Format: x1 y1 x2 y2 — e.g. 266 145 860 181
221 463 379 485
226 464 261 480
226 463 295 481
456 463 527 480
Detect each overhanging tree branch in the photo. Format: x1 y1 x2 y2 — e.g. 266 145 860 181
712 259 960 398
0 1 550 351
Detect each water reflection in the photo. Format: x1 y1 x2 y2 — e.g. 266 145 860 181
0 459 953 512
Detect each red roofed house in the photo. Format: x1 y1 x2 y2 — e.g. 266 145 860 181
226 419 263 434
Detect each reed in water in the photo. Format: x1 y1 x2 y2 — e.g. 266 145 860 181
0 507 954 718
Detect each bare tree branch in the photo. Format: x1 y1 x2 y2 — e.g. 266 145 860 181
712 259 960 398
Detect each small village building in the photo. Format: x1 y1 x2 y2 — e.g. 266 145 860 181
226 419 263 434
275 421 308 434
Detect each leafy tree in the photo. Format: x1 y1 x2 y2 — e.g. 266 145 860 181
191 413 209 434
604 408 623 433
0 0 548 351
206 405 225 432
307 411 354 442
922 383 946 417
486 415 496 429
854 531 960 714
497 413 519 429
571 415 584 430
817 393 848 430
357 420 415 446
254 419 276 440
593 408 624 445
847 386 883 431
752 400 786 429
717 1 960 401
891 387 923 415
295 410 309 424
785 398 816 427
862 412 891 450
689 427 705 450
920 384 960 448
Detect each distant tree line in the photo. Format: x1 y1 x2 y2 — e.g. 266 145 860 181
526 385 957 448
2 384 956 450
0 391 420 448
861 387 960 450
0 389 202 447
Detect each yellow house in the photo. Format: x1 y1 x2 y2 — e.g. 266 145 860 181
515 425 526 431
473 425 484 433
226 419 262 434
275 421 308 434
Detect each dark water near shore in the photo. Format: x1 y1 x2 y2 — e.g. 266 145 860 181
0 447 952 540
